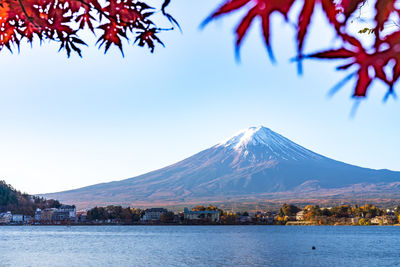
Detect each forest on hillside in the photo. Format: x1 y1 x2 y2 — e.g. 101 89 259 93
0 181 62 216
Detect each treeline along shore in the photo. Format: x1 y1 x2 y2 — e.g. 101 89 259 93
77 203 400 226
2 203 400 226
1 180 400 226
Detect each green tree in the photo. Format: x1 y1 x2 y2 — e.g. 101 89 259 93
160 211 175 223
279 204 300 217
0 180 62 216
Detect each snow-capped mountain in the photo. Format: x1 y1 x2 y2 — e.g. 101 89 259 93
42 126 400 207
215 126 324 161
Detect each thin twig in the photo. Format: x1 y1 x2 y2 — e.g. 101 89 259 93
17 0 42 29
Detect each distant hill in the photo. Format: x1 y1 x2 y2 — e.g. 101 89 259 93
0 180 61 215
42 126 400 208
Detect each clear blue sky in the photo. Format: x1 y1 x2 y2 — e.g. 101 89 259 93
0 0 399 194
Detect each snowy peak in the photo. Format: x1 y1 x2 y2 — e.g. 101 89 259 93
217 126 324 161
217 126 278 149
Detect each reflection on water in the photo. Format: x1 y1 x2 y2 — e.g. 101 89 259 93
0 226 399 266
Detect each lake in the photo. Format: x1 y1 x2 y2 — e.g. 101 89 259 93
0 226 399 266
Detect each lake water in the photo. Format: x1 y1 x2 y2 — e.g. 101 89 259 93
0 226 399 266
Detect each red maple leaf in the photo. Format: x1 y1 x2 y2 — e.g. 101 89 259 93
134 28 164 53
0 0 175 56
205 0 400 98
203 0 295 61
308 35 393 97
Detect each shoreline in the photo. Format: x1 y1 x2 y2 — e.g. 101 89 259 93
1 223 399 227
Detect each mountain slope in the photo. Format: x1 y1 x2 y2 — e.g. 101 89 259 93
42 126 400 207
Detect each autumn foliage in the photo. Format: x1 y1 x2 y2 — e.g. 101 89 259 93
204 0 400 98
0 0 177 56
1 0 400 98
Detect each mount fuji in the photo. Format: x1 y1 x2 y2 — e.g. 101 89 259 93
42 126 400 207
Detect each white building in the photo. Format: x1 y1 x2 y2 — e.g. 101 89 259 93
371 216 389 225
184 208 220 222
296 211 305 221
35 208 41 221
53 205 77 222
12 214 24 223
58 205 77 220
142 208 168 221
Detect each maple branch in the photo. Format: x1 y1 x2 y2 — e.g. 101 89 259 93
17 0 41 30
73 0 172 29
